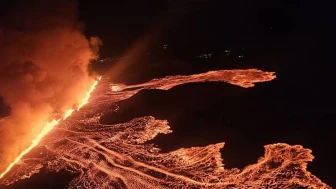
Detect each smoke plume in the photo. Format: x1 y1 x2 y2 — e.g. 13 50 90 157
0 0 101 172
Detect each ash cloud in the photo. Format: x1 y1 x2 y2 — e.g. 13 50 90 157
0 0 101 172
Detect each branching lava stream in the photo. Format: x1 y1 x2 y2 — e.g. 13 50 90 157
0 69 331 189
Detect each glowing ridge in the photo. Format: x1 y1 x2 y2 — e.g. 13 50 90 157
0 77 102 180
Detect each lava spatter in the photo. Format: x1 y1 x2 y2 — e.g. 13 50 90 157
0 77 101 180
0 69 331 189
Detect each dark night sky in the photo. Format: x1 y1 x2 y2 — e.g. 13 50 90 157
1 0 335 188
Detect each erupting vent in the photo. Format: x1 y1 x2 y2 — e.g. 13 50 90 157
0 69 331 189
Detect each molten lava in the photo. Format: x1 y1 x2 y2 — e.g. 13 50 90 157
0 77 102 180
0 119 59 179
63 109 75 120
77 77 102 110
0 69 331 189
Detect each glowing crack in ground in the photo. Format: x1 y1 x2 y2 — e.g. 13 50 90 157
0 69 331 189
0 77 101 180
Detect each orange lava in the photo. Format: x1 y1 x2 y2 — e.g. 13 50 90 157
77 77 102 110
0 69 331 189
0 119 59 179
63 109 75 120
0 77 101 180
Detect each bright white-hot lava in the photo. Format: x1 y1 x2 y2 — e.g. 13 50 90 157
0 77 101 180
63 109 75 120
0 69 331 189
77 77 102 110
0 119 59 179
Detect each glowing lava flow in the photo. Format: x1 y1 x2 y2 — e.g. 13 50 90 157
0 70 331 188
0 119 59 179
0 77 101 180
63 109 75 120
77 77 102 110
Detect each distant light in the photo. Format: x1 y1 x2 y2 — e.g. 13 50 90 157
224 50 231 57
196 53 213 59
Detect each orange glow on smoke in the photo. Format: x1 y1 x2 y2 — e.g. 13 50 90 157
0 77 101 179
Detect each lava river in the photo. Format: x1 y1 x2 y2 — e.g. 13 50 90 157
0 69 331 189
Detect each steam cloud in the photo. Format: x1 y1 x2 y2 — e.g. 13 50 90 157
0 0 101 172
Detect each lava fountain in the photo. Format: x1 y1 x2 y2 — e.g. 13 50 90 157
0 77 102 180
